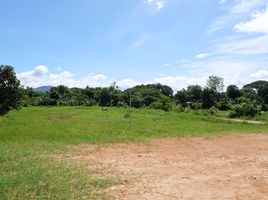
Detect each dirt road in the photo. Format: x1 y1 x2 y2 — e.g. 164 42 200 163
66 134 268 199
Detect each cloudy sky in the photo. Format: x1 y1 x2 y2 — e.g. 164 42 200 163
1 0 268 91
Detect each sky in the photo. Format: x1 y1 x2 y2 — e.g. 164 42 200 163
1 0 268 91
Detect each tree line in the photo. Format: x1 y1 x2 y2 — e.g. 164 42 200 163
1 65 268 117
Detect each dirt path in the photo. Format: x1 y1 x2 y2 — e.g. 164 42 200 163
216 118 267 124
65 134 268 200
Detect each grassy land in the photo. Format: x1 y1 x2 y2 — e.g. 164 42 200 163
0 106 268 199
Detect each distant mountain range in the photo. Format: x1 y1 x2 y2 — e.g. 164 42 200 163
33 86 52 93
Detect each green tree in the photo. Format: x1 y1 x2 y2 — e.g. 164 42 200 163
202 88 216 109
0 65 23 115
186 85 203 102
174 89 187 106
98 88 111 106
206 76 224 93
155 83 173 97
149 95 173 111
242 80 268 111
174 85 202 107
226 85 241 99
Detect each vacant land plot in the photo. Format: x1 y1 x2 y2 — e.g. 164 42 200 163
1 107 268 199
63 134 268 200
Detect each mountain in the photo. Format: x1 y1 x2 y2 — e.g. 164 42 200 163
34 86 52 93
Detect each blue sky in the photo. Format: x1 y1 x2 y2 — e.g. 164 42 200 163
1 0 268 90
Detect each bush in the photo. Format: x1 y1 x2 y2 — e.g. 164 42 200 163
174 104 184 112
149 96 172 112
117 101 127 107
85 99 97 106
207 106 219 115
215 100 229 110
229 102 261 118
149 101 162 110
124 113 131 119
39 96 57 106
183 107 192 113
191 102 203 110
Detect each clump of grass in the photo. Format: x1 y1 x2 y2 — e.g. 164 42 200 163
90 177 121 188
124 113 131 119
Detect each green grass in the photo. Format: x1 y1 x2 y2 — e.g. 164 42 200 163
0 106 268 199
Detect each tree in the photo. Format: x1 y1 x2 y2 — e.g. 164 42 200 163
202 88 216 109
149 95 173 111
186 85 203 102
0 65 23 115
108 82 119 106
174 89 187 106
98 88 111 106
206 76 224 93
50 85 70 100
242 80 268 111
226 85 241 100
155 83 173 97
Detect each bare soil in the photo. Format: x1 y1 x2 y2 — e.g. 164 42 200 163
63 134 268 200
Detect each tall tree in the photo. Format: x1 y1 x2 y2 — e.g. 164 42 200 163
186 85 203 102
202 88 216 109
226 85 240 99
206 76 224 93
0 65 23 115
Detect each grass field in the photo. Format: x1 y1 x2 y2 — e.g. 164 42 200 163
1 106 268 199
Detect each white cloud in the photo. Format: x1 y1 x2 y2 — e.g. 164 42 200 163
18 61 266 92
32 65 49 76
145 0 165 11
177 59 191 64
117 79 141 89
90 74 107 81
154 76 207 91
214 34 268 54
219 0 227 5
196 53 209 59
17 65 108 88
250 70 268 78
231 0 266 14
208 2 268 56
208 15 236 33
208 0 267 32
177 58 266 88
152 57 263 90
234 4 268 33
156 1 164 10
163 60 191 67
163 63 171 67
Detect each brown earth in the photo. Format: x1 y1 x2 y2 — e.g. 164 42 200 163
62 134 268 200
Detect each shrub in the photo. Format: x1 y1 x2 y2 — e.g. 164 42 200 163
229 102 261 118
149 101 162 110
215 100 229 110
124 113 131 119
191 102 203 110
174 104 184 112
39 96 57 106
207 106 219 115
149 96 172 112
85 99 97 106
183 107 192 113
117 101 127 107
